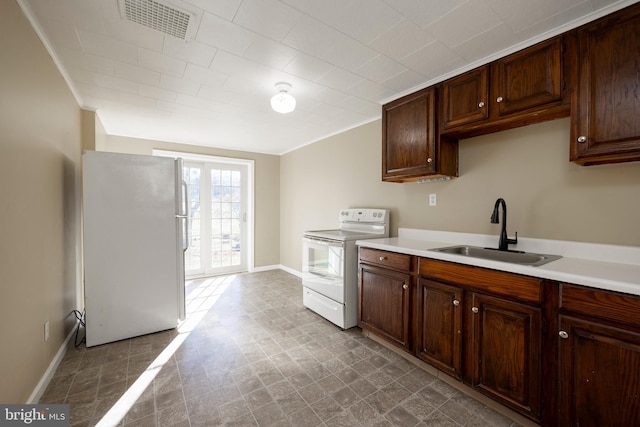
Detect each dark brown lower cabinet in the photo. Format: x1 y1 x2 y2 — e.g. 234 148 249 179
469 293 541 420
415 278 463 378
358 264 411 351
558 315 640 427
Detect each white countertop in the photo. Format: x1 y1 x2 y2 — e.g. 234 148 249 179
356 228 640 297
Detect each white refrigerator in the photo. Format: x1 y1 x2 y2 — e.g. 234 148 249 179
82 151 187 347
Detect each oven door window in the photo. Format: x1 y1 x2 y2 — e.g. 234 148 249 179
302 237 345 303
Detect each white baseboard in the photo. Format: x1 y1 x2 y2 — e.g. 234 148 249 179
251 264 302 278
277 264 302 278
251 264 280 273
27 323 79 404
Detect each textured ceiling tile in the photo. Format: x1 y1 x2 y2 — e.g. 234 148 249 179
399 41 462 75
281 15 341 59
485 0 585 31
138 48 187 77
196 12 255 55
452 23 520 62
93 73 139 94
385 0 468 28
182 0 242 20
322 35 379 71
380 68 429 93
77 30 138 64
139 83 178 102
283 53 334 81
242 35 299 70
163 37 217 68
345 79 396 102
56 47 115 75
102 18 165 53
356 55 407 84
233 0 302 41
323 0 404 45
515 2 594 40
183 63 228 87
114 62 161 85
36 18 83 50
426 0 504 48
316 67 363 91
160 75 201 96
22 0 629 153
369 19 435 61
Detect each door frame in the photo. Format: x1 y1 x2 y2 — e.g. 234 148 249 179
153 149 255 274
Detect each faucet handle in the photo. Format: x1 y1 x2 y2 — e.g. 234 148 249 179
507 231 518 245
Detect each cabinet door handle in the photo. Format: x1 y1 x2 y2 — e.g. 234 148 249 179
426 157 433 163
471 306 479 314
478 101 485 108
496 96 503 103
559 330 569 339
453 299 460 306
402 284 408 290
577 135 587 143
379 256 386 261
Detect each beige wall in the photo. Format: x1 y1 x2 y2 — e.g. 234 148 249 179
281 117 640 271
0 0 82 402
103 135 281 268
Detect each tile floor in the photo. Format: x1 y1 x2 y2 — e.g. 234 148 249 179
40 270 523 426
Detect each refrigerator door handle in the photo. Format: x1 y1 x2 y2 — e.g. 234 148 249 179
181 181 189 252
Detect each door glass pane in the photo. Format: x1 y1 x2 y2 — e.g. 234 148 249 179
183 166 201 272
211 167 242 268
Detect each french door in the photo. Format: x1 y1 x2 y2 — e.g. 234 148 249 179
182 161 248 277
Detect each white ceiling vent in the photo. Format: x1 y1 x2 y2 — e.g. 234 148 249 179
118 0 199 41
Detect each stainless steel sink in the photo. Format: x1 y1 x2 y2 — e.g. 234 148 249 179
431 245 562 267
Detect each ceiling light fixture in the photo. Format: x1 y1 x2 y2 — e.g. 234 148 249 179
270 82 296 114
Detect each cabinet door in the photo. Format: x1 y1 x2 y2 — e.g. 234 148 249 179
558 315 640 427
469 293 541 421
416 278 463 378
382 87 436 180
493 37 562 117
570 5 640 164
358 264 411 350
441 66 489 129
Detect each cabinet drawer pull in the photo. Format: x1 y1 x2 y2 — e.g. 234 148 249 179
402 284 408 290
471 306 479 314
453 299 460 306
496 96 503 103
478 101 485 108
577 135 587 143
379 256 386 261
559 330 569 339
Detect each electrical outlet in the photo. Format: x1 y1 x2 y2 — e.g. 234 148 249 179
429 193 437 206
44 321 49 342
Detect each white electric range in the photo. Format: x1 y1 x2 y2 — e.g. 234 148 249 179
302 208 389 329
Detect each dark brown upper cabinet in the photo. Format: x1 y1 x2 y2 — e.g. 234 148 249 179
441 66 489 129
441 36 568 139
382 87 458 182
567 3 640 165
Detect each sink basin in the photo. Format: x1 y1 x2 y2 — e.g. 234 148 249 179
431 245 562 267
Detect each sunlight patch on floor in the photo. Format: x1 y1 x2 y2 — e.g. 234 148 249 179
95 275 235 427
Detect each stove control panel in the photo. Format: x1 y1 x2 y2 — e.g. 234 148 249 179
338 208 388 223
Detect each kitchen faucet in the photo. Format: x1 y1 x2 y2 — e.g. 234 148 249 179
490 198 518 251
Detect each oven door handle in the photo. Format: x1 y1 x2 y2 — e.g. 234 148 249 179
303 236 343 247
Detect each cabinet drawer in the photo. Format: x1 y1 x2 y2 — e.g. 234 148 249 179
419 258 542 303
561 284 640 329
359 247 412 271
